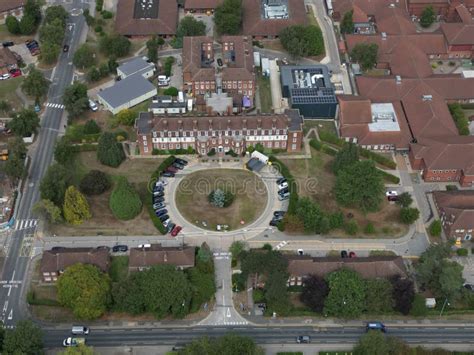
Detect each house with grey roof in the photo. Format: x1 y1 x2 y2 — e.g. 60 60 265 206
97 57 157 114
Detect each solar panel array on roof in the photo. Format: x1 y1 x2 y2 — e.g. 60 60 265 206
134 0 159 19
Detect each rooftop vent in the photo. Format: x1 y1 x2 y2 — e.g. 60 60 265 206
422 95 433 101
389 3 395 8
381 32 387 40
395 75 401 84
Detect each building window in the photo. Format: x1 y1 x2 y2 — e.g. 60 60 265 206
293 133 297 137
292 138 297 143
275 141 279 148
291 144 296 150
144 147 148 153
143 141 148 146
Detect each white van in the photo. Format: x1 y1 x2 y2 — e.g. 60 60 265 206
89 100 98 112
71 326 89 335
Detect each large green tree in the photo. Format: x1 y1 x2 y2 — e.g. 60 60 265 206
109 177 142 220
5 16 21 34
214 0 242 35
3 320 43 354
146 36 159 63
351 43 378 71
332 143 359 175
40 42 61 65
264 271 291 315
295 197 329 234
420 5 435 28
390 275 414 315
340 10 354 34
57 263 111 320
21 66 49 102
33 199 63 224
113 265 192 318
4 137 27 181
187 268 216 312
334 160 384 213
63 186 92 225
73 44 97 69
19 13 37 35
43 4 69 27
173 17 207 48
39 18 65 46
324 268 366 317
54 136 75 165
63 82 89 119
97 132 125 167
79 170 111 196
8 108 40 137
279 25 324 58
300 275 329 313
354 331 411 355
40 163 73 206
99 34 131 58
395 192 413 208
400 207 420 224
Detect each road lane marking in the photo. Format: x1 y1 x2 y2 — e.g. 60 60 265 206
3 301 8 313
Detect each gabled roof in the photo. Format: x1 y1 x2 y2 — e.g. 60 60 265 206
40 248 110 274
0 0 24 13
98 74 157 109
375 7 417 35
184 0 223 9
433 190 474 234
182 36 216 83
440 22 474 45
286 256 408 279
115 0 178 36
118 57 155 78
129 244 195 269
242 0 307 36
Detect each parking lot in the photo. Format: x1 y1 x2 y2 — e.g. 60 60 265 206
10 43 38 66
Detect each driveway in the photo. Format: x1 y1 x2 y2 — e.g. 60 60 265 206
11 44 37 67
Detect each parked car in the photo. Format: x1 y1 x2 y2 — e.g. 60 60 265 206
296 336 310 343
277 181 288 190
153 202 165 210
63 338 85 347
366 322 386 333
112 245 128 253
89 100 98 112
172 162 184 170
171 225 182 237
349 251 356 258
63 44 69 52
174 158 188 166
276 177 287 185
217 58 223 66
162 219 171 227
155 179 168 187
278 192 290 201
167 223 176 234
10 69 21 77
166 166 178 173
155 209 168 217
340 250 348 258
153 185 164 192
0 73 10 80
138 244 151 249
385 190 398 197
269 219 280 227
278 188 289 195
2 41 14 47
152 191 164 198
159 214 169 222
387 195 398 202
162 171 175 178
153 196 164 203
273 211 286 218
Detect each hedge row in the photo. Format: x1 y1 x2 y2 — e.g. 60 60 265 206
151 155 176 180
318 130 345 147
448 103 470 136
71 143 99 152
144 195 167 235
309 138 337 156
378 169 400 184
269 155 298 214
152 148 195 155
359 147 397 169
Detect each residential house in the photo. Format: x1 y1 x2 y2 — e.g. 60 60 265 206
0 47 18 75
150 96 187 115
433 190 474 240
135 109 304 155
40 248 110 282
0 0 24 25
115 0 178 37
182 36 216 95
286 255 407 286
128 244 196 272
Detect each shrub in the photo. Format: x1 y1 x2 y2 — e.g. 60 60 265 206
345 220 358 235
207 148 216 156
163 56 175 77
309 138 322 150
94 25 103 33
410 294 428 317
63 186 92 225
448 103 470 136
379 169 401 184
97 132 125 167
358 148 397 169
318 131 344 147
364 222 375 234
320 144 338 156
83 120 101 134
116 109 136 126
253 289 265 303
109 177 142 220
428 219 442 237
446 185 458 191
329 211 344 229
163 86 179 97
457 248 468 256
101 10 113 19
80 170 111 195
152 148 195 155
151 155 176 180
208 189 234 208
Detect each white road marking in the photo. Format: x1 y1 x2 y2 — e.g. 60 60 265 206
7 309 12 320
226 308 231 318
3 301 8 313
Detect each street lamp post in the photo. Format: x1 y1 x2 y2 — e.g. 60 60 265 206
440 297 450 316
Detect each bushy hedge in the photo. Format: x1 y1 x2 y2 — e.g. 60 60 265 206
152 148 195 155
109 177 142 220
269 156 298 214
151 155 176 180
143 194 167 234
448 103 470 136
309 138 322 150
318 131 345 147
359 148 397 169
378 169 400 184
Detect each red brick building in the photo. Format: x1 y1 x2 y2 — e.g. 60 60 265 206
135 110 304 155
0 0 24 25
184 0 223 13
433 190 474 240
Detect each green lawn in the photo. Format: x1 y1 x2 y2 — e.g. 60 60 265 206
109 256 129 282
0 76 26 112
257 72 272 113
303 120 337 137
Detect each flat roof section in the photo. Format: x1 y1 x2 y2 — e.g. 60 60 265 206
368 103 401 132
134 0 159 19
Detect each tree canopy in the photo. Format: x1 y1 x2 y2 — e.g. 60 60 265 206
173 17 207 48
365 279 393 314
97 132 125 167
353 331 411 355
295 197 329 234
390 275 415 315
63 82 89 119
33 199 63 224
63 186 92 225
334 160 385 213
332 143 359 175
300 275 329 313
57 263 111 320
21 66 49 102
181 334 264 355
420 6 435 28
99 34 131 58
396 192 413 208
146 36 160 63
214 0 242 35
40 163 73 206
60 344 95 355
80 170 111 196
73 44 97 69
400 207 420 224
351 43 378 71
4 137 27 181
54 136 75 165
109 176 142 220
279 25 324 58
324 268 366 317
340 10 354 34
3 320 43 354
6 0 41 35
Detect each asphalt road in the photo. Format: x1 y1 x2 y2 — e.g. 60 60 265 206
43 325 474 349
0 0 86 328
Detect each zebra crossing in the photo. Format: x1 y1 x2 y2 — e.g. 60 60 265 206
216 321 248 326
213 252 231 260
14 219 38 231
45 102 65 109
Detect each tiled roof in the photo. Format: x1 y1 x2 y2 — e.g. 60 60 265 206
286 256 407 279
0 0 24 13
40 248 110 274
115 0 178 36
440 23 474 45
184 0 223 9
242 0 307 36
182 36 215 83
129 244 195 269
0 48 17 69
433 190 474 235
